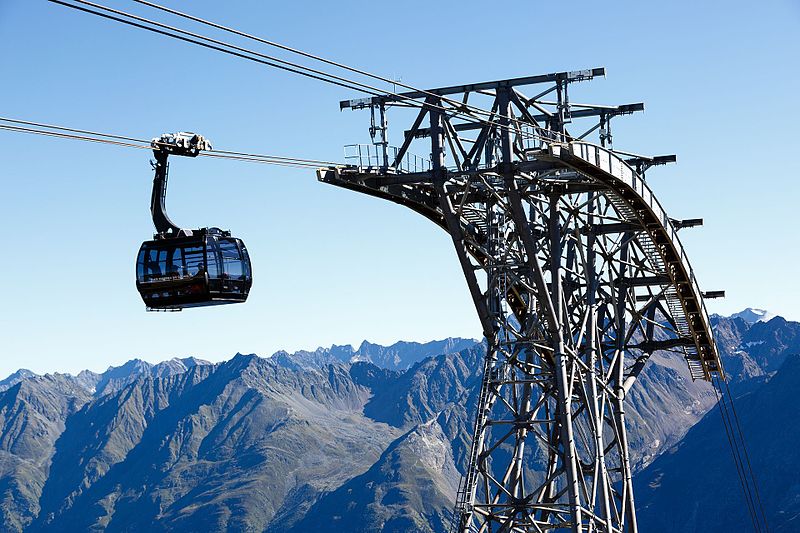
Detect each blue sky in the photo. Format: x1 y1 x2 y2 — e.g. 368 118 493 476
0 0 798 377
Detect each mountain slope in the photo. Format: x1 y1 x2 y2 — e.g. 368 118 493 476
634 352 800 532
29 355 398 532
0 375 92 530
0 315 797 531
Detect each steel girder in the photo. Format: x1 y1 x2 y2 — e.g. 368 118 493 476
319 70 722 532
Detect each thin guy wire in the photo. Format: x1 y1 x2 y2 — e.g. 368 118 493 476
712 379 760 533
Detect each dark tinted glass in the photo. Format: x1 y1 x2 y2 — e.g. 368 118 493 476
218 238 244 279
205 237 221 278
240 243 252 279
139 241 208 282
183 245 204 276
136 248 146 281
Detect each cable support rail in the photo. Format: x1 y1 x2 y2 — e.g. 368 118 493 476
47 0 595 146
0 116 338 168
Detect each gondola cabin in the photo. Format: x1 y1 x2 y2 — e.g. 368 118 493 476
136 228 252 310
136 132 254 311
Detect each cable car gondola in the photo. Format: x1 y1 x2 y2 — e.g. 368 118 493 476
135 133 252 311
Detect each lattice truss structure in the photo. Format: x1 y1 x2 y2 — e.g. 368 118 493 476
318 68 723 533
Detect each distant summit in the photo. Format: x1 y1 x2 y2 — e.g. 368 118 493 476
0 368 37 391
729 307 775 324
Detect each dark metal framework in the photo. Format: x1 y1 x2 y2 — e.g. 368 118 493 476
319 68 723 532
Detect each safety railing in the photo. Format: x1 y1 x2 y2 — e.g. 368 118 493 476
344 144 431 173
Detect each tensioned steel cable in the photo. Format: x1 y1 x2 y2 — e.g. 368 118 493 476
722 378 770 531
130 0 554 130
0 117 337 168
711 376 766 532
711 379 760 532
47 0 387 97
47 0 551 144
51 0 543 139
0 124 149 150
0 117 336 166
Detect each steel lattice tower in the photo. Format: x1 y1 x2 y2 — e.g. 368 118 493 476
318 68 723 532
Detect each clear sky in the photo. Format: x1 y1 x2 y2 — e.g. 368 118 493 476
0 0 798 378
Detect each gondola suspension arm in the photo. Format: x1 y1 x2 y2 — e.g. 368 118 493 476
149 132 212 237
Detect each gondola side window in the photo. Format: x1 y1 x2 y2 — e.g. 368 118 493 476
205 237 222 279
168 247 183 276
219 239 244 279
241 244 251 279
144 248 166 281
182 245 204 277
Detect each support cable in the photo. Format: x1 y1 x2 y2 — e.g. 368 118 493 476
48 0 387 96
131 0 554 129
47 0 552 144
0 117 336 168
722 378 770 531
711 376 766 532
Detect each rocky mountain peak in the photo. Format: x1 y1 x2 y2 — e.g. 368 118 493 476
728 307 775 324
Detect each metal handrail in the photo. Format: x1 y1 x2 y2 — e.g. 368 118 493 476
557 141 722 380
344 143 431 173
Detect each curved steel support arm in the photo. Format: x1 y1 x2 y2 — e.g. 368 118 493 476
150 150 182 236
148 132 212 237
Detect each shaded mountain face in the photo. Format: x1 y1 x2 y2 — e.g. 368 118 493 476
0 375 93 531
712 315 800 382
0 316 795 532
634 351 800 532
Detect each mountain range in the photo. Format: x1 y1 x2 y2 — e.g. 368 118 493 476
0 315 795 531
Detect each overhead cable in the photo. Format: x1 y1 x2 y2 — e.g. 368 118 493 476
722 378 770 530
0 116 336 168
130 0 545 127
711 376 770 532
48 0 385 96
47 0 550 143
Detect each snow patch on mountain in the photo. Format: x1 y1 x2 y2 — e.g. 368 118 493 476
729 307 775 324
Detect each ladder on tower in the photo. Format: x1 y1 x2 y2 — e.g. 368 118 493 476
449 351 497 533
